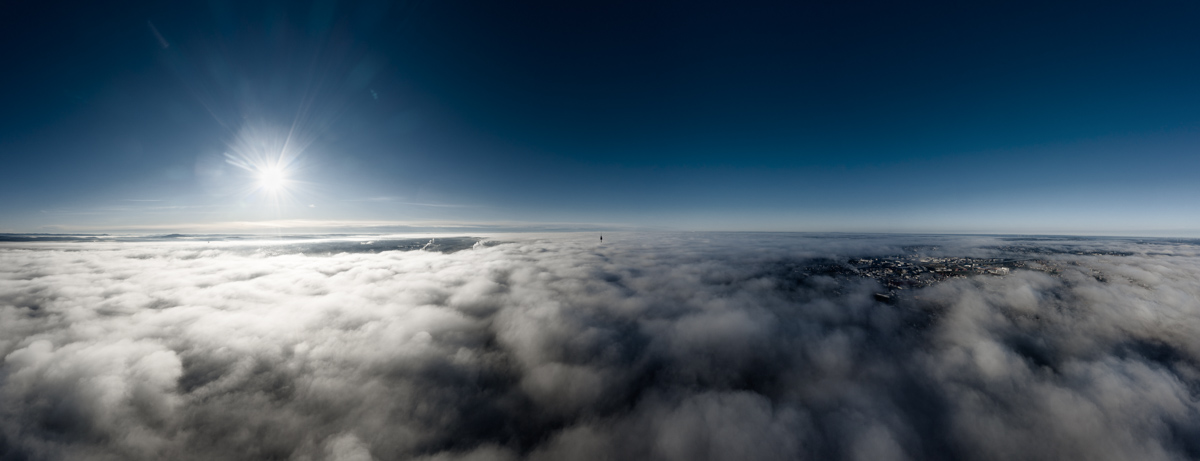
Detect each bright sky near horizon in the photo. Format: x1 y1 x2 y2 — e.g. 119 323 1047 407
2 1 1200 235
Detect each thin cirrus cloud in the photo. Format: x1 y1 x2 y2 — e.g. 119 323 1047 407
0 233 1198 460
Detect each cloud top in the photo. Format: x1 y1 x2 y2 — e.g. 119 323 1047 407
1 233 1198 460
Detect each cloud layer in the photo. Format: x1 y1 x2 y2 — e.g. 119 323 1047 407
1 233 1198 460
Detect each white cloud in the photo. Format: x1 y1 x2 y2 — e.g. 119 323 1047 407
0 234 1198 460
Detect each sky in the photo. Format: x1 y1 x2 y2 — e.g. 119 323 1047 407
2 0 1200 235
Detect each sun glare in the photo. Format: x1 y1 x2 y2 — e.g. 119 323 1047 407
259 167 285 191
222 125 308 207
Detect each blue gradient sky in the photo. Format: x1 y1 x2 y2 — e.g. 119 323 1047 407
2 1 1199 234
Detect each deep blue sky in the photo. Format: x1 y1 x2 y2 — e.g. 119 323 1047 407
2 1 1200 234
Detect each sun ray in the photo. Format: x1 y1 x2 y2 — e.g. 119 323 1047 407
220 123 314 215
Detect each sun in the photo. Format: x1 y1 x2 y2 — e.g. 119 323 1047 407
258 167 286 191
222 125 308 206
